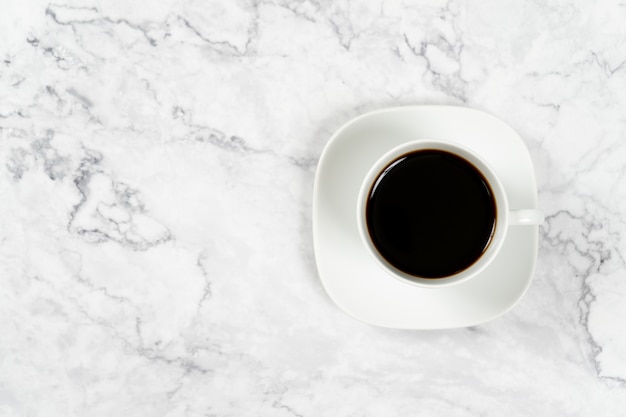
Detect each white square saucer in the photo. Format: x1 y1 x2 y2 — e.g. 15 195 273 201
313 106 540 329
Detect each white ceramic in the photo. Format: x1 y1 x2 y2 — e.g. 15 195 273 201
313 105 542 329
356 139 544 288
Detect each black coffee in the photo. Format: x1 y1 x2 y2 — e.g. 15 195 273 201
366 150 496 278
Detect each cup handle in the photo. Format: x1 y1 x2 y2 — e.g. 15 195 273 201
508 209 544 226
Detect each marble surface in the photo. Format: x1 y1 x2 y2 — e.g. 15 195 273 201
1 0 626 415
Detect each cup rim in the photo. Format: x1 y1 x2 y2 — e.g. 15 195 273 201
356 139 510 288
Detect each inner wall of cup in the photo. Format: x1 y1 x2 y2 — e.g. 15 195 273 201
360 142 506 284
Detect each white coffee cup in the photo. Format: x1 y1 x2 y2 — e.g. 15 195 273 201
356 139 544 288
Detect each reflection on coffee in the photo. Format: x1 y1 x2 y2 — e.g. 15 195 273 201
366 150 496 278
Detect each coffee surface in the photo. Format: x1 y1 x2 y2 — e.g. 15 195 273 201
366 150 496 278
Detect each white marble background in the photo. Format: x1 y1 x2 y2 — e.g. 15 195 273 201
1 0 626 415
